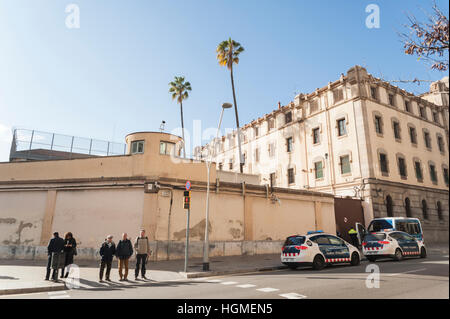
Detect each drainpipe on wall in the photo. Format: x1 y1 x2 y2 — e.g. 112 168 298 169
160 187 174 261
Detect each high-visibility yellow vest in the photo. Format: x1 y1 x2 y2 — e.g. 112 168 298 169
348 229 357 235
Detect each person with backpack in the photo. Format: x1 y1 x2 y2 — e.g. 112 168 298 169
134 229 151 280
116 233 133 281
99 235 116 282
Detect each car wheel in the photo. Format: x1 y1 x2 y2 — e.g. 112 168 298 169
420 247 427 259
393 248 403 261
367 256 377 262
288 265 298 270
350 252 360 266
312 255 326 270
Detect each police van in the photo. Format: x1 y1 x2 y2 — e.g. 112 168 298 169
356 217 424 246
281 231 361 270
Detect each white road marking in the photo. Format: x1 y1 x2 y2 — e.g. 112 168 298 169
421 260 449 265
386 268 427 277
220 281 238 285
47 291 67 295
206 279 222 283
256 287 279 293
279 293 307 299
236 284 257 288
48 291 70 299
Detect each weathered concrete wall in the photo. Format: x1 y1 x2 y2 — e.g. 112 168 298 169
0 191 47 246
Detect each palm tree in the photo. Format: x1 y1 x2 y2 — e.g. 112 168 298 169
216 38 245 173
169 76 191 158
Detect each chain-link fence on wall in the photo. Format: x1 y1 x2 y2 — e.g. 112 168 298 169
9 129 127 161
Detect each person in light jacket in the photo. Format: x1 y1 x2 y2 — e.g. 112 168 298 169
116 233 133 281
134 229 151 280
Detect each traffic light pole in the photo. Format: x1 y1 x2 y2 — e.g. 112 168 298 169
184 207 190 273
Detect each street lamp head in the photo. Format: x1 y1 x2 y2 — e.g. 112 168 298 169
222 102 233 109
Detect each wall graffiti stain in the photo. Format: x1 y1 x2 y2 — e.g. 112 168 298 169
173 219 212 241
0 218 17 224
2 220 34 245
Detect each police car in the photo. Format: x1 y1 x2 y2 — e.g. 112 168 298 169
362 230 427 262
281 231 361 270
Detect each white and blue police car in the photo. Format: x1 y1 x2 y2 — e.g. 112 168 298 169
362 230 427 262
281 231 361 270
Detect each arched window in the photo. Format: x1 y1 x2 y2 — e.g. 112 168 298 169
437 201 443 221
386 195 394 217
405 197 412 217
422 200 429 220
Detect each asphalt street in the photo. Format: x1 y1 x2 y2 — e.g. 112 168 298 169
1 252 448 299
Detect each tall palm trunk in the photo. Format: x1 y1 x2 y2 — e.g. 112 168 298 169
180 101 186 158
230 65 243 173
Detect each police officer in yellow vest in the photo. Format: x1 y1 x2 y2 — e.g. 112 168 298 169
348 227 359 248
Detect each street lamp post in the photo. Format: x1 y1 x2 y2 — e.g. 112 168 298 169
203 102 232 271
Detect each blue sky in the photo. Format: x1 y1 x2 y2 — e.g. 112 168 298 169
0 0 448 161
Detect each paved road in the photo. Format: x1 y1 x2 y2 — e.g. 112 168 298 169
1 253 448 299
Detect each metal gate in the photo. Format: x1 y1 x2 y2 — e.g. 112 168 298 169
334 197 365 243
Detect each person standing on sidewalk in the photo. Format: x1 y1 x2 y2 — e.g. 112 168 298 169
62 232 77 278
348 227 359 248
45 232 65 281
116 233 133 281
99 235 116 282
134 229 151 280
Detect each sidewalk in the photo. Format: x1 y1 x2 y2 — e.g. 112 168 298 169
0 253 284 296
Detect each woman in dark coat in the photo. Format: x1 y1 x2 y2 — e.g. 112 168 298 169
62 232 77 278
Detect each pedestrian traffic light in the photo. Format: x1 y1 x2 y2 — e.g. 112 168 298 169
183 191 191 209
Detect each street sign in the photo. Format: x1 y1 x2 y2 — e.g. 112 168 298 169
185 180 191 191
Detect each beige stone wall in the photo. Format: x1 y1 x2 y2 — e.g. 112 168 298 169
0 191 47 246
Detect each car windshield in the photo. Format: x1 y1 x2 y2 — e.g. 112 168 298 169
284 236 306 246
363 233 386 241
368 220 393 232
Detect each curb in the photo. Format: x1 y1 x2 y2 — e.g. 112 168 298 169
181 265 288 279
0 283 66 296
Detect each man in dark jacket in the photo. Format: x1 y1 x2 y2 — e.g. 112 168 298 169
116 233 133 281
45 232 65 281
99 235 116 282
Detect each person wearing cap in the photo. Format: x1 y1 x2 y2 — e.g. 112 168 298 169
99 235 116 282
45 232 65 281
134 229 151 280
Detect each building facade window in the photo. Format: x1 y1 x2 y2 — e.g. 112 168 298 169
422 200 428 220
159 141 175 156
254 148 260 163
374 115 383 135
429 163 438 184
310 99 319 113
379 153 389 175
409 126 417 144
437 201 443 221
337 118 347 137
314 161 324 179
340 155 351 174
370 86 378 100
405 100 411 113
286 137 293 152
285 111 292 124
414 160 423 182
254 126 259 137
437 135 445 153
131 140 145 154
312 127 320 144
287 168 295 184
405 198 412 217
398 156 407 179
268 118 275 131
388 93 396 107
229 159 233 170
424 131 432 149
419 106 427 119
433 112 440 124
393 121 401 140
218 163 223 170
386 195 394 217
442 166 449 186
